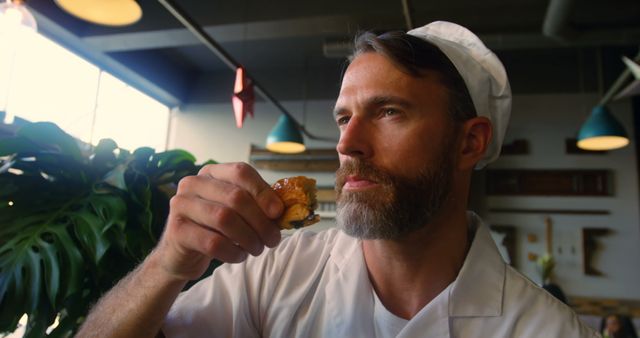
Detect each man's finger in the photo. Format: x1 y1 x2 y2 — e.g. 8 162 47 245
169 194 264 256
175 174 281 248
198 163 284 219
176 219 250 264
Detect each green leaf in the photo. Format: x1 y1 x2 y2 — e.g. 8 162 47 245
0 244 28 328
17 122 83 162
102 163 127 190
26 250 42 313
94 139 118 155
126 171 151 208
116 148 131 162
39 238 61 307
96 194 127 233
0 120 217 335
74 211 111 264
23 299 55 338
92 139 119 171
47 313 76 338
132 147 155 167
0 136 41 156
51 227 84 300
0 210 85 330
154 149 196 171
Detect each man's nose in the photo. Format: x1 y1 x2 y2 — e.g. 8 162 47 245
336 118 372 159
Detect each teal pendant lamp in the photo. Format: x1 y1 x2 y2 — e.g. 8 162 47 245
577 105 629 151
575 49 640 152
266 114 305 153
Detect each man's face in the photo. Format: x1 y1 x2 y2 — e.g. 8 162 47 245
333 52 459 240
606 316 621 335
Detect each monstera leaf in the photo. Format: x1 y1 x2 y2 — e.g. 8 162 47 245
0 122 210 337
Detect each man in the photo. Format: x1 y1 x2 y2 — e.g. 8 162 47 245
77 21 598 337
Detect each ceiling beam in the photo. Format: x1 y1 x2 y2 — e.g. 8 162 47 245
186 66 342 104
323 31 640 60
83 15 353 52
482 30 640 50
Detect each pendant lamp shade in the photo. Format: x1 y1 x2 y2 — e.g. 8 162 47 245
577 105 629 151
0 0 37 33
55 0 142 26
266 114 305 153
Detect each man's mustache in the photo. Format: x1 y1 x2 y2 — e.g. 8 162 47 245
335 159 393 192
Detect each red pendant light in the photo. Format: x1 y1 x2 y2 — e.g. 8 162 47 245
232 66 254 128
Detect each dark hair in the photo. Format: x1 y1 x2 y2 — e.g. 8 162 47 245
600 314 639 338
349 31 477 124
542 283 568 304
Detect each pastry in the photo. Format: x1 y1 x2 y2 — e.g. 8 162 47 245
272 176 321 230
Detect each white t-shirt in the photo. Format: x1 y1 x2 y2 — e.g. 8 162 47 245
373 288 408 338
163 212 599 338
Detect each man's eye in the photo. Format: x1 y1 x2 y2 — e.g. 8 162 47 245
382 108 398 117
336 116 350 126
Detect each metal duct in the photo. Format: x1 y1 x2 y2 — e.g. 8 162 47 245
542 0 577 41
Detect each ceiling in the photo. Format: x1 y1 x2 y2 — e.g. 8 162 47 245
26 0 640 108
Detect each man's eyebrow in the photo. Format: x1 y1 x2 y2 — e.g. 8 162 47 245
369 95 413 108
332 95 413 118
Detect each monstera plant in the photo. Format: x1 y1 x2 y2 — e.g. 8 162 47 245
0 122 213 337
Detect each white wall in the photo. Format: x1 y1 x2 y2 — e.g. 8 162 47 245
168 94 640 300
485 93 640 300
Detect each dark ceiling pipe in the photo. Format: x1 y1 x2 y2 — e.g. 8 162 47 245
542 0 578 41
542 0 640 104
543 0 640 45
158 0 337 143
401 0 414 31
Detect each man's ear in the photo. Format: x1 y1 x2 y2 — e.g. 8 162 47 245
457 116 492 170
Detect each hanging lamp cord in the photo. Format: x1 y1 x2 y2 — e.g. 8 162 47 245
158 0 337 143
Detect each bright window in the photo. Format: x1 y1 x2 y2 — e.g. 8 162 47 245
0 29 170 151
93 72 169 151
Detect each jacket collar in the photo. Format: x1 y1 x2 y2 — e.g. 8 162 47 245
326 211 507 319
328 227 361 272
324 228 376 336
448 212 506 317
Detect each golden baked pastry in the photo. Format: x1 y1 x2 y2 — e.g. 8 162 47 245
272 176 320 230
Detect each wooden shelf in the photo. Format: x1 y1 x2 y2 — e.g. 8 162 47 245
250 145 338 172
486 169 612 196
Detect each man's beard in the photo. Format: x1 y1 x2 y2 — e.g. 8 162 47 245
335 143 455 240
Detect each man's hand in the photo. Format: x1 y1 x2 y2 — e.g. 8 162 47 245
154 162 284 281
76 163 283 338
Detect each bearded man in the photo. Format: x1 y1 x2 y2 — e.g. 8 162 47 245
77 21 598 338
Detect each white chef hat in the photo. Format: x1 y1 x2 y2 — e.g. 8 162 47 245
408 21 511 169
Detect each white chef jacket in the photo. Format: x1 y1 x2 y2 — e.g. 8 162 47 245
163 212 599 338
